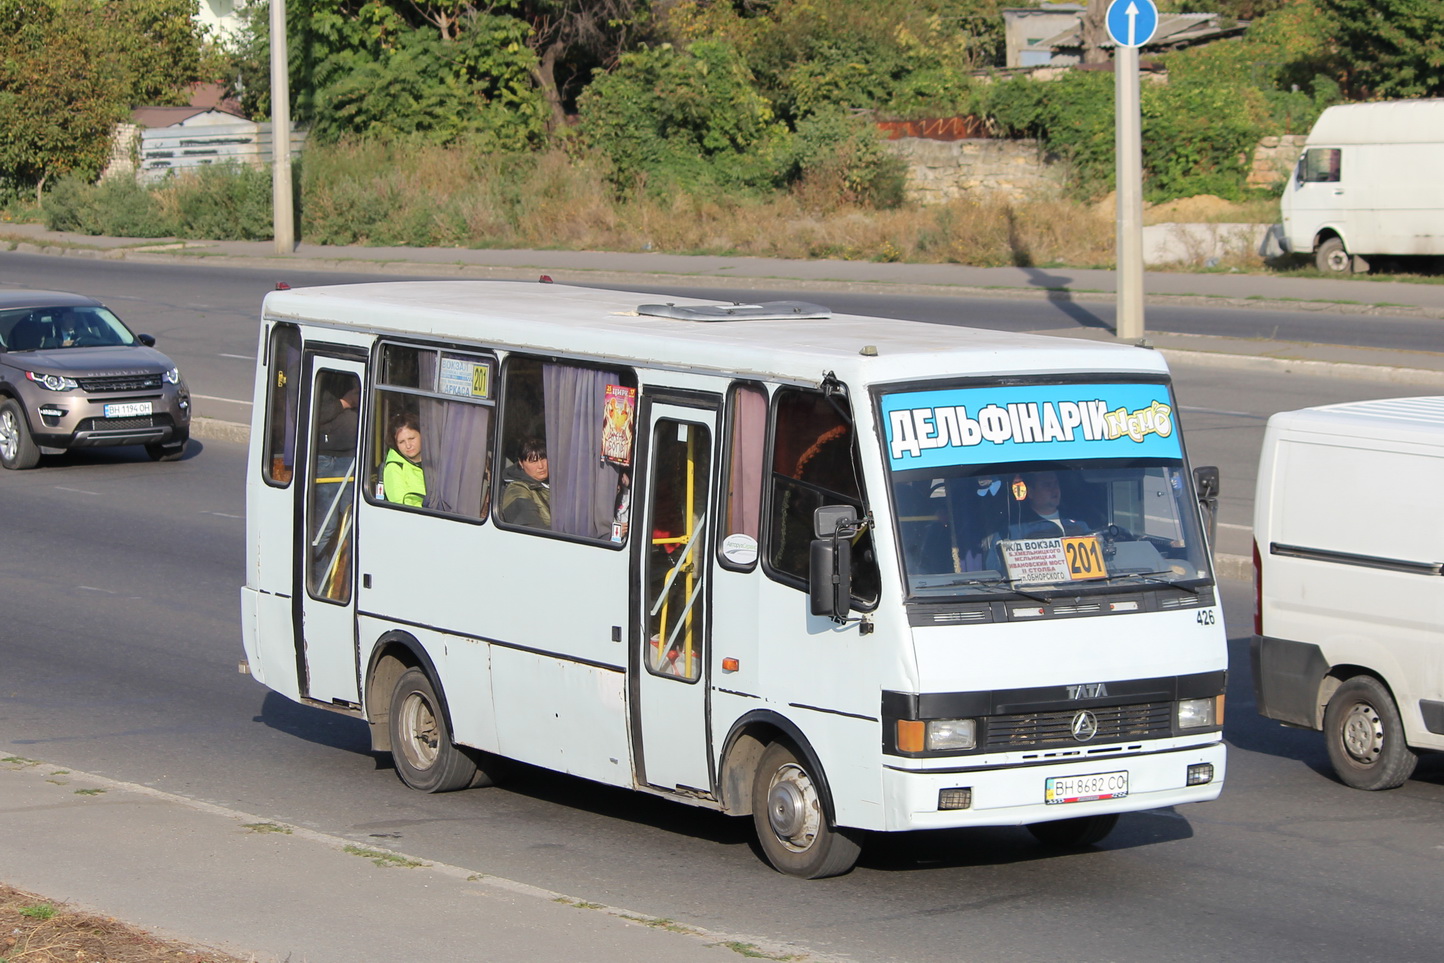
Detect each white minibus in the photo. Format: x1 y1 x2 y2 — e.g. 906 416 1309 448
240 280 1226 877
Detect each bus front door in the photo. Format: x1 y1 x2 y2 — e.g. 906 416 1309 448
298 356 365 707
635 401 718 794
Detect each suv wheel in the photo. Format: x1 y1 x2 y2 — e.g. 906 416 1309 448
0 399 40 470
146 438 187 462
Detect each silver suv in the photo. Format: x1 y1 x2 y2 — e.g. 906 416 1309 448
0 290 191 469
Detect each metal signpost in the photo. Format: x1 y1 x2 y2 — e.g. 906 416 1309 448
1106 0 1157 341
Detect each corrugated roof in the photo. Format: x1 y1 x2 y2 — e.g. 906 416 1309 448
1042 13 1246 50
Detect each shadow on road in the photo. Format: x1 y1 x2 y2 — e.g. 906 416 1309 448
1018 266 1114 332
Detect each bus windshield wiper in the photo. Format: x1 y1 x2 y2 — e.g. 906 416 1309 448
1109 571 1202 595
957 577 1055 604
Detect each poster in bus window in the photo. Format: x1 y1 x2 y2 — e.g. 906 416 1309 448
601 385 636 466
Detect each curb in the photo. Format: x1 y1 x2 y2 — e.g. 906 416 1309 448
1 758 833 963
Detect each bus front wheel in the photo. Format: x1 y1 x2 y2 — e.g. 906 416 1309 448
389 667 479 793
1027 813 1119 848
751 741 861 878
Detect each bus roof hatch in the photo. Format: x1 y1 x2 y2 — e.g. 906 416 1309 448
636 300 832 322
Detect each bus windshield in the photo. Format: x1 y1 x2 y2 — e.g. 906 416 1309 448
879 380 1211 599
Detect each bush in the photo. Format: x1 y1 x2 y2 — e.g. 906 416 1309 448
791 109 906 209
160 163 274 241
579 40 793 196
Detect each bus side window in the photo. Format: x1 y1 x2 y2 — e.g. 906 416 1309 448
766 388 879 605
263 323 301 486
497 355 636 542
368 343 495 519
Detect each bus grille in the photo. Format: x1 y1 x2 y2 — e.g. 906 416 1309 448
986 702 1171 750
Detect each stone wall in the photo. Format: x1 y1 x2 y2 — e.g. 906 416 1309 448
886 131 1307 203
1249 134 1307 190
885 137 1066 204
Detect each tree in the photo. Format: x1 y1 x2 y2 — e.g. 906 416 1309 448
1315 0 1443 99
578 40 791 193
100 0 213 106
0 1 129 198
489 0 653 132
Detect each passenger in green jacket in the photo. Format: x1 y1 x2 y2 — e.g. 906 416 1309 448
382 412 426 507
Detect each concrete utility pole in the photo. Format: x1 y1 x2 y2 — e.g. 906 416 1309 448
270 0 295 254
1105 0 1157 342
1114 42 1145 341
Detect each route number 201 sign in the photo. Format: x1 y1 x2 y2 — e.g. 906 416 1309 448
1000 535 1109 583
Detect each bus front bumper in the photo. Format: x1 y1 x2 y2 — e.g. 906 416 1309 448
876 739 1226 832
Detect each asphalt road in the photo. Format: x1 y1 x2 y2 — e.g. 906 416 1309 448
2 255 1442 962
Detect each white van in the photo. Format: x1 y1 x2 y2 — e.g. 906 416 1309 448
1253 397 1444 789
1273 99 1444 274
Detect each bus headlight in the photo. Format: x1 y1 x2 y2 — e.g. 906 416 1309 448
897 718 978 752
1178 695 1223 729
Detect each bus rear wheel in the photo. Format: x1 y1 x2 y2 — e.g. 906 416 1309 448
751 741 861 878
389 667 479 793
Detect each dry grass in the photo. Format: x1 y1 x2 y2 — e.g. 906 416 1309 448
0 884 253 963
297 142 1128 266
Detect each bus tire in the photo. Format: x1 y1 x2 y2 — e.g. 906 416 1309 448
1027 813 1119 848
1323 675 1417 791
389 667 478 793
751 741 861 878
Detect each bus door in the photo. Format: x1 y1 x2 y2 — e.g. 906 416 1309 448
298 354 365 707
634 399 719 794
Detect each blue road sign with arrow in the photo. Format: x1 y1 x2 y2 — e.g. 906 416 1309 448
1106 0 1158 48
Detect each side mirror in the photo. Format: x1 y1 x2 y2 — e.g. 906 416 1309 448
1193 465 1220 549
810 535 852 620
814 504 856 538
137 334 157 347
809 505 857 620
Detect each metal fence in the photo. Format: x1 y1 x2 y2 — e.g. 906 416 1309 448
137 122 307 182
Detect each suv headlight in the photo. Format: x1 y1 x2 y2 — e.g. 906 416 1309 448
162 366 181 385
26 371 78 391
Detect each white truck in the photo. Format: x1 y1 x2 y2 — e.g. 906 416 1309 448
1271 99 1444 274
1252 397 1444 790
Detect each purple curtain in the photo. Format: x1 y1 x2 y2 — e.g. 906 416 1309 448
544 364 622 539
726 386 767 538
421 399 490 516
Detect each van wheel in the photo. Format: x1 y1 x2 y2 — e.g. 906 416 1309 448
389 667 479 793
1027 813 1119 848
1314 237 1351 274
0 399 40 470
1323 675 1417 791
751 741 861 878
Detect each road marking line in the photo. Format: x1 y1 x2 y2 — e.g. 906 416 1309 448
219 353 254 360
191 393 251 405
55 486 100 495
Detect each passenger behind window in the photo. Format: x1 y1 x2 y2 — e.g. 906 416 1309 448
501 437 551 529
382 412 426 507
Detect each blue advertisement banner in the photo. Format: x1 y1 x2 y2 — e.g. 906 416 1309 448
881 383 1181 471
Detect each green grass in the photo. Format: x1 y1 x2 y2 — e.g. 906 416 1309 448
343 845 426 869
